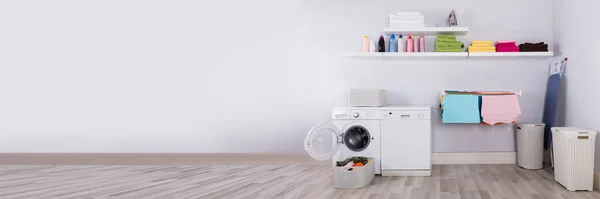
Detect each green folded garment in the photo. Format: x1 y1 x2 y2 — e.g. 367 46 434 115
437 35 457 40
436 44 465 48
436 40 463 45
436 46 463 50
437 38 457 42
436 49 464 52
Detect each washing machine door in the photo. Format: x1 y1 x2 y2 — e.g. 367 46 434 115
304 123 342 161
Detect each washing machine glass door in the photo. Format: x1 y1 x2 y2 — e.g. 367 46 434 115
304 123 342 161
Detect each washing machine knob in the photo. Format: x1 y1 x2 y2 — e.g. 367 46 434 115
353 112 360 118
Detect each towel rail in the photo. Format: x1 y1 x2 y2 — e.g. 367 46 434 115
441 90 522 96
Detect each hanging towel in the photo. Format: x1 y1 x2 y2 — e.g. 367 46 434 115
481 95 522 125
543 74 561 149
442 95 481 124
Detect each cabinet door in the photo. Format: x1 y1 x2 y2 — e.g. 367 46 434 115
381 113 431 170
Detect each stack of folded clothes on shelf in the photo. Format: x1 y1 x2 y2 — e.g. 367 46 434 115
519 42 549 52
468 40 496 52
495 41 519 52
389 12 425 28
436 35 464 52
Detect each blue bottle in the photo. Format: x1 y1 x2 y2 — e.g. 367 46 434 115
389 34 397 52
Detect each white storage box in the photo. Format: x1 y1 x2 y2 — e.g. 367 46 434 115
348 89 387 107
333 158 374 189
552 127 597 191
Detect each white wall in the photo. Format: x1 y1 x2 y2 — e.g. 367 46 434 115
553 0 600 171
0 0 553 153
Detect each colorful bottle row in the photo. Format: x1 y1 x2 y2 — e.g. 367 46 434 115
362 35 425 53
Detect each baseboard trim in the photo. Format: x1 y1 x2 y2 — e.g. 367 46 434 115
0 152 516 165
0 153 327 165
594 172 600 191
431 152 517 165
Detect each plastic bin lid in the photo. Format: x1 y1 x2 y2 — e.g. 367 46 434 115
551 127 597 134
516 123 545 127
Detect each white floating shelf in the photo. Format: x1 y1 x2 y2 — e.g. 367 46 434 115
341 52 468 59
468 52 554 58
382 27 469 36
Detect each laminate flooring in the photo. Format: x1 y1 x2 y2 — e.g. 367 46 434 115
0 164 598 199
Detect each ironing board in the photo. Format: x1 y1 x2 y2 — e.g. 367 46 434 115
543 58 567 150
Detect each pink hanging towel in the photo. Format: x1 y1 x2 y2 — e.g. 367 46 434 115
481 95 522 125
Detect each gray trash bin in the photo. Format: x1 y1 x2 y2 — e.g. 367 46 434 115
515 123 546 170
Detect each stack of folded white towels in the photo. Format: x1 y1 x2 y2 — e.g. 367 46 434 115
389 12 425 28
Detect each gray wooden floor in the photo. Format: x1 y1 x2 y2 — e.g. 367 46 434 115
0 164 598 199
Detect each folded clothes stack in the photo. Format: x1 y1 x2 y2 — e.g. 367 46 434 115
495 41 519 52
389 12 425 28
436 35 464 52
519 42 549 52
468 40 496 52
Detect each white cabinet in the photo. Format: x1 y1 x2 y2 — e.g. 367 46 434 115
380 109 432 176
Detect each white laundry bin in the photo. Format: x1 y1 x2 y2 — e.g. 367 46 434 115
552 127 597 191
333 158 375 189
515 124 545 170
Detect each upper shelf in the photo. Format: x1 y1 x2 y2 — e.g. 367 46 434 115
381 27 469 36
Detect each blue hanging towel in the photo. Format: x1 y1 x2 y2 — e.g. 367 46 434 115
542 74 561 149
442 94 481 124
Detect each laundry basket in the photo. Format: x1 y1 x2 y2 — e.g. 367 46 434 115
333 158 374 189
552 127 597 191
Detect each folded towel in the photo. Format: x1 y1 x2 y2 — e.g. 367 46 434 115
436 49 464 52
519 42 548 49
496 43 517 48
471 43 493 47
520 48 549 52
437 40 463 45
496 49 520 52
389 24 426 28
442 95 481 124
389 19 425 24
496 46 520 51
472 40 494 45
481 95 521 125
468 46 496 50
437 44 465 48
497 40 516 44
468 49 496 52
437 35 456 40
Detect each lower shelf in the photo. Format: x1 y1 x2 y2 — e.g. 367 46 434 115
340 52 468 59
341 52 554 59
468 51 554 58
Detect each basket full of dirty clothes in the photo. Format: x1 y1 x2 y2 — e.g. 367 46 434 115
333 157 374 189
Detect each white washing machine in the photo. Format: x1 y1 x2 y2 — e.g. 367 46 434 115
303 105 431 176
304 107 382 174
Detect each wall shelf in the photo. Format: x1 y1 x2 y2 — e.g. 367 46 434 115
382 27 469 36
341 52 468 59
468 52 554 58
341 52 554 59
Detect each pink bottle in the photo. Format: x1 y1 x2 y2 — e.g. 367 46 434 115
406 36 414 52
420 36 425 52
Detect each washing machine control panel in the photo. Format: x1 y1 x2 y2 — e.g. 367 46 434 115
332 108 381 120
